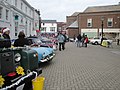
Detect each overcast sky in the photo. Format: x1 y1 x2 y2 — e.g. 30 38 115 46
27 0 119 22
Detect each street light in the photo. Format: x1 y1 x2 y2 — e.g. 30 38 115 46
101 16 104 44
117 16 120 45
117 16 120 30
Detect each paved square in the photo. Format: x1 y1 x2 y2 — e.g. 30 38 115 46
41 42 120 90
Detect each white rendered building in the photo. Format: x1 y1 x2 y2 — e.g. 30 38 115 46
0 0 40 39
41 20 57 36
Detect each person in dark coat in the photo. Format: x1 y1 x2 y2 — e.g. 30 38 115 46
14 31 29 47
77 34 81 47
62 33 67 49
81 33 85 47
1 27 11 48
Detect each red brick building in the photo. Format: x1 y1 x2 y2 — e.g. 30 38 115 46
57 22 67 34
66 12 79 38
66 4 120 40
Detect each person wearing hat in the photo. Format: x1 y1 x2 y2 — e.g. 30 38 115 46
0 27 11 48
2 27 11 40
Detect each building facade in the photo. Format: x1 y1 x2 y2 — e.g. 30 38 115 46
41 20 57 37
67 4 120 40
0 0 40 39
66 12 79 38
0 0 11 31
57 22 67 34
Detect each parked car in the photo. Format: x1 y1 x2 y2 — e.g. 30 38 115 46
31 47 55 63
89 37 113 45
41 39 57 50
27 37 57 50
27 37 42 46
69 38 75 42
13 37 55 63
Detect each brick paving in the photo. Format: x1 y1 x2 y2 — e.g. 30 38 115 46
40 42 120 90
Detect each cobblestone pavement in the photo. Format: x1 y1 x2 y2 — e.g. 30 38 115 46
40 42 120 90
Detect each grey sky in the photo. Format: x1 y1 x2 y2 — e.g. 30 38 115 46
27 0 119 22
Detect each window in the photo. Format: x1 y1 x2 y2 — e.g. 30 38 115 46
0 7 2 19
21 17 23 23
15 15 19 20
26 20 27 24
29 10 31 16
15 0 17 6
107 18 113 27
21 3 23 10
41 27 46 32
35 22 37 27
43 23 45 25
87 18 92 27
29 21 31 31
6 9 9 20
50 27 55 32
58 27 62 31
26 7 27 13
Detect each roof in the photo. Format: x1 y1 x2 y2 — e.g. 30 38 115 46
71 12 80 16
41 20 57 23
84 5 120 13
68 20 78 28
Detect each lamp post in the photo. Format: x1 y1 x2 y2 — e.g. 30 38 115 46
101 16 104 44
117 16 120 33
117 16 120 45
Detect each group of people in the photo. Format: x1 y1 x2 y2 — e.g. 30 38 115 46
56 32 89 51
0 27 29 48
0 27 88 50
0 27 68 51
75 33 89 48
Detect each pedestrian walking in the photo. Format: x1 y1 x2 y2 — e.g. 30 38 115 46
14 31 29 47
84 35 89 47
77 34 81 47
81 33 85 47
57 32 65 51
63 33 67 49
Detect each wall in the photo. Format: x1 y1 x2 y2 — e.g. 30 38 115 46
78 11 120 39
